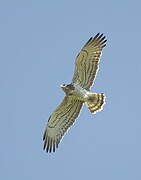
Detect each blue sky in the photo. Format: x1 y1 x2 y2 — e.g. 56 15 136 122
1 0 141 179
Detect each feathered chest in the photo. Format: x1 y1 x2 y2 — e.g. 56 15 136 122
71 84 89 101
61 83 88 101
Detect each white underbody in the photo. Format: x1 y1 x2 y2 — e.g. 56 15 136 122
70 83 90 101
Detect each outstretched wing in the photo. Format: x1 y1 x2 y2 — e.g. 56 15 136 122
43 96 83 152
72 33 107 90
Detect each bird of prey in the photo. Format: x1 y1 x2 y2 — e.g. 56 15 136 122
43 33 107 152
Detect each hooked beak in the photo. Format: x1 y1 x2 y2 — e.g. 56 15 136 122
60 84 65 89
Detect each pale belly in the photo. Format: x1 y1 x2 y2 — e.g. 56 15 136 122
72 84 89 101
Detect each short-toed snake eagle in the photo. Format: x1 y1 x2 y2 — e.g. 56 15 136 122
43 33 107 152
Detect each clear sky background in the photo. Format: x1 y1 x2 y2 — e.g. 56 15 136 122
0 0 141 179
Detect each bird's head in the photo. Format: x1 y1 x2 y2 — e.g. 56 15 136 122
60 83 75 95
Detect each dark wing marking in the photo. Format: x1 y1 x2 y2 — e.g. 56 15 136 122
43 96 83 152
72 33 107 90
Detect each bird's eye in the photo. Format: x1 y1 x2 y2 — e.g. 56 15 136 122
63 84 65 86
66 84 75 90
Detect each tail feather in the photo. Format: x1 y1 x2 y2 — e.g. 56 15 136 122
86 93 106 114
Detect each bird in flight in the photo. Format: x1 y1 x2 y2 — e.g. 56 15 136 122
43 33 107 153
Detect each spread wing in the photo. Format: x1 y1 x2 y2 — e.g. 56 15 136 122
43 96 83 152
72 33 107 90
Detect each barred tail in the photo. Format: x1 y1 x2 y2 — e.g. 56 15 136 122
86 93 106 114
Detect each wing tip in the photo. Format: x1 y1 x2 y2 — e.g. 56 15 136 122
43 136 59 153
86 33 107 48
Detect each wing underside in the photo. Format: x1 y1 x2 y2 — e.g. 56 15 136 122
43 96 83 152
72 33 107 90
